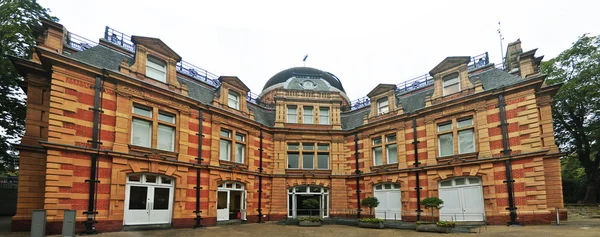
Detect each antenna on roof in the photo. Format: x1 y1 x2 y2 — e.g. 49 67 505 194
497 21 505 68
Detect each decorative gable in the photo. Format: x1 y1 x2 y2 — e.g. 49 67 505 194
217 76 251 115
367 83 401 118
430 56 475 101
129 35 182 90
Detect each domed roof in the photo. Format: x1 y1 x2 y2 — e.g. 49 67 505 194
262 67 346 93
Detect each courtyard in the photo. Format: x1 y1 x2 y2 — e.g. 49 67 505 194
2 215 600 237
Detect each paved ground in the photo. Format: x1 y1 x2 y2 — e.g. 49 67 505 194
1 216 600 237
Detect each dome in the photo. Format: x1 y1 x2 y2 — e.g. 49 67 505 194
262 67 346 93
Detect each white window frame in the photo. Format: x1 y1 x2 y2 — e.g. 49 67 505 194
131 104 177 151
220 129 246 164
442 74 460 96
437 117 476 157
287 105 298 123
377 97 389 115
228 91 240 110
372 137 383 166
319 107 330 125
303 106 314 124
146 56 167 83
286 142 330 170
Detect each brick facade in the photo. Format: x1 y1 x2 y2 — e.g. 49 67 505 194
9 20 564 234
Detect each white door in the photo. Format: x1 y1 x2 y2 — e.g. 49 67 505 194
462 186 484 221
217 191 229 221
148 186 174 224
124 185 150 225
374 183 401 220
439 177 484 221
124 174 174 225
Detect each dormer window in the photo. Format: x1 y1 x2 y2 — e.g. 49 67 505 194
442 73 460 96
228 91 240 110
377 97 389 115
146 56 166 83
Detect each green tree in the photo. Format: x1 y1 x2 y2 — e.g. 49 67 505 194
361 196 379 216
421 197 443 222
0 0 57 172
541 34 600 204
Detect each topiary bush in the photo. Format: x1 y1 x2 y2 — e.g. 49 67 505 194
361 197 380 216
421 197 444 222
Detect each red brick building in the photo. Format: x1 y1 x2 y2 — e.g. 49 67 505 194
9 20 564 234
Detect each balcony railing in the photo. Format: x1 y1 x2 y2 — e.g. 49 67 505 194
65 32 97 51
68 26 496 112
343 52 491 111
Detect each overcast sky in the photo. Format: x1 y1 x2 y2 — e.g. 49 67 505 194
39 0 599 101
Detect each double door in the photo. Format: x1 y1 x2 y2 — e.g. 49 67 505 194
374 190 401 220
439 185 484 221
217 190 246 221
124 185 173 225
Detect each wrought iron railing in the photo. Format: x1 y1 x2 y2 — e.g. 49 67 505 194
104 26 135 52
343 52 491 111
0 176 18 189
65 32 97 51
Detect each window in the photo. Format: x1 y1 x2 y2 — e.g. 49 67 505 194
303 106 314 124
372 133 398 166
131 104 176 152
319 107 330 125
437 117 475 157
228 91 240 110
287 105 297 123
287 142 329 170
220 129 246 163
377 97 389 115
442 73 460 96
146 56 166 82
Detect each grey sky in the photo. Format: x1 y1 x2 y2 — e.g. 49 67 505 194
39 0 599 101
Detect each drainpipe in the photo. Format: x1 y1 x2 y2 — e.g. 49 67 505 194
83 75 103 235
413 117 423 221
193 109 204 228
498 94 519 225
354 133 362 218
257 130 264 223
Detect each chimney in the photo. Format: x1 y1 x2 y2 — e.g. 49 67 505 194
504 39 523 74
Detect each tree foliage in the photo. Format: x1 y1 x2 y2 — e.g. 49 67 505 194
361 196 379 216
0 0 57 173
421 197 443 222
541 34 600 203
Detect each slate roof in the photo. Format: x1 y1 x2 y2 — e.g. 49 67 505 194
63 45 528 131
397 87 434 113
248 104 276 127
178 77 215 105
66 45 132 71
340 108 369 130
470 67 523 90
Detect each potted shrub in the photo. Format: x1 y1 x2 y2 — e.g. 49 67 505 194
298 217 322 226
358 218 385 229
361 196 380 217
421 197 444 223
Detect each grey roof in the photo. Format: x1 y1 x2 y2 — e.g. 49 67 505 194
263 67 346 93
178 77 215 105
470 67 523 90
396 87 434 113
248 103 276 127
66 45 132 71
341 108 369 130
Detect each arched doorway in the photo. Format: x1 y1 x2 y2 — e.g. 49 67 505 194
373 183 401 220
438 177 485 221
287 186 329 218
124 173 174 225
217 181 246 221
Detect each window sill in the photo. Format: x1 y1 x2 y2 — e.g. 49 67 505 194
128 144 179 160
436 152 478 164
219 160 248 171
370 163 398 172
